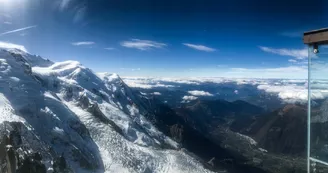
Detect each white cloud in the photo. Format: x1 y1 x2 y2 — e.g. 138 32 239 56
152 92 161 95
257 84 308 103
259 46 307 59
104 47 115 50
288 59 297 63
188 90 213 96
0 25 37 36
120 39 166 50
3 21 11 25
0 41 27 52
182 96 198 101
183 43 216 52
257 79 328 103
71 41 95 46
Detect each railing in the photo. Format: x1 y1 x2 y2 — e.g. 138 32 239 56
304 28 328 173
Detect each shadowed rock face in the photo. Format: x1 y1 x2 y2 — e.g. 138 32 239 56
175 99 265 133
139 97 269 172
17 153 47 173
235 103 328 164
0 122 72 173
53 155 72 173
253 105 307 156
231 105 308 156
0 134 15 173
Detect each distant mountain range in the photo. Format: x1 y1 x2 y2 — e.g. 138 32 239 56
138 94 328 173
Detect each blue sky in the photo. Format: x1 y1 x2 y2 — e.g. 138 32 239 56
0 0 327 78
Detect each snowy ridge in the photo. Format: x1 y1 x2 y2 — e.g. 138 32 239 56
235 133 257 146
0 49 213 173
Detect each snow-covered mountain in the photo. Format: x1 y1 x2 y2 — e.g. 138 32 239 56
0 48 214 173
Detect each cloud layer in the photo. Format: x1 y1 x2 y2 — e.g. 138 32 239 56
183 43 216 52
120 39 166 50
122 76 328 103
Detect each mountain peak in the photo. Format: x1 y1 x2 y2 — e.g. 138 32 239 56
0 50 213 173
1 48 53 68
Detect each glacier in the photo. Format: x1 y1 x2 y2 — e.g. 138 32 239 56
0 48 214 173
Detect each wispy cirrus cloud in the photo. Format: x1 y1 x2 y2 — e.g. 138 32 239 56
0 25 37 36
71 41 95 46
131 68 141 71
3 21 12 25
0 41 27 52
288 58 308 65
183 43 216 52
73 6 86 23
288 59 297 63
59 0 72 11
120 39 166 50
104 47 115 50
259 46 307 59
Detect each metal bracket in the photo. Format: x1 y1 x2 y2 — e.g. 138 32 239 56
313 44 319 54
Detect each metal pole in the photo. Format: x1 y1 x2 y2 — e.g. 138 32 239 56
307 46 312 173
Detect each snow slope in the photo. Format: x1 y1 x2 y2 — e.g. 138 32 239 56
0 48 214 173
